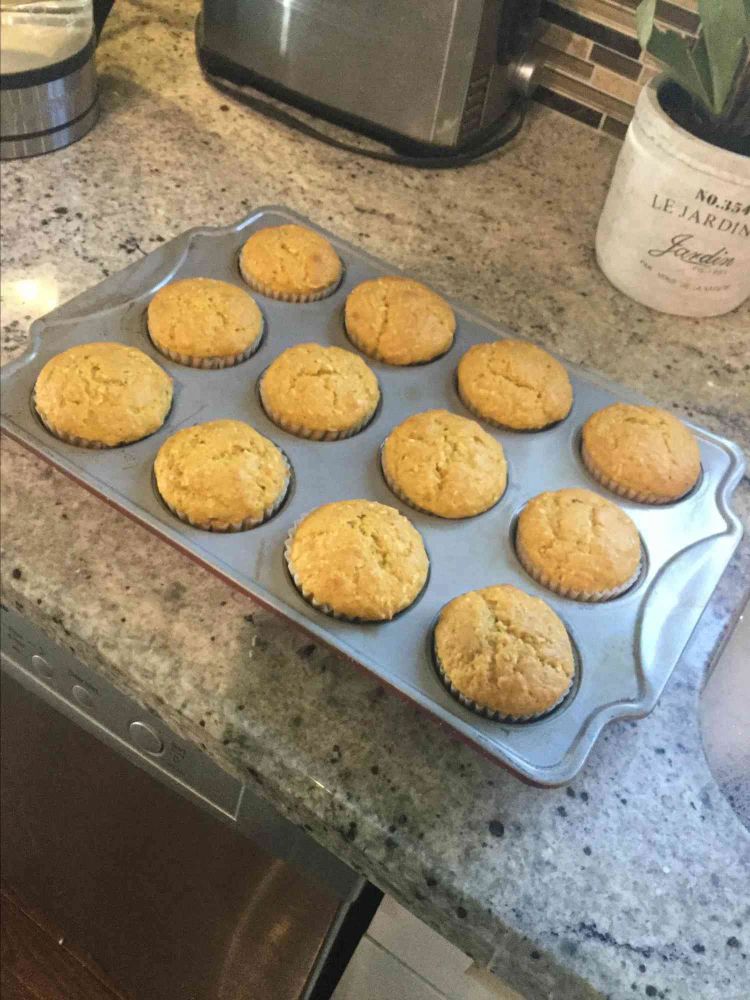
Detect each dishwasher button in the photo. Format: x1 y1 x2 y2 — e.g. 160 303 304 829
129 721 164 756
72 684 95 709
31 654 55 679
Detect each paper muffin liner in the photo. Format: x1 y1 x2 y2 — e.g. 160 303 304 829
34 396 162 449
580 440 695 505
515 533 641 602
344 316 453 367
259 374 379 441
239 255 342 303
380 447 505 520
433 641 575 723
148 318 264 370
37 415 109 448
284 518 428 623
156 454 291 533
457 378 566 432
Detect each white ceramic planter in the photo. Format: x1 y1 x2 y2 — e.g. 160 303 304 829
596 77 750 318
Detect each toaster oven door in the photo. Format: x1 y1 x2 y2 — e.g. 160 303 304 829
200 0 485 145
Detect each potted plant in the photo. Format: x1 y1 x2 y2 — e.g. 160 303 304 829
596 0 750 317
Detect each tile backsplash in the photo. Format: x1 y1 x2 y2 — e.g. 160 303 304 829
532 0 699 138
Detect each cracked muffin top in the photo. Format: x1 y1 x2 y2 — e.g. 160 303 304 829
154 419 289 530
286 499 429 621
434 584 575 717
457 339 573 430
382 409 507 518
147 278 263 364
516 487 641 600
344 276 455 365
239 224 342 302
34 342 173 447
260 344 380 439
582 403 700 503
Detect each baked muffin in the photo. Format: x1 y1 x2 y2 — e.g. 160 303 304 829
260 344 380 440
382 409 507 518
147 277 263 368
582 403 701 503
154 419 289 531
344 276 455 365
434 585 575 719
516 487 641 601
239 224 342 302
34 342 172 448
285 500 429 621
457 339 573 430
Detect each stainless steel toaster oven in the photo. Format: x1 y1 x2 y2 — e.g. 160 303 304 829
197 0 541 152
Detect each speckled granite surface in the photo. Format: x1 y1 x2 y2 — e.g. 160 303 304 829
1 3 749 999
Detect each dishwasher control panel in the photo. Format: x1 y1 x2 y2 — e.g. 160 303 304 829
1 603 242 819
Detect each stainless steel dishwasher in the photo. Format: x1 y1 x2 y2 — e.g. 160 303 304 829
0 602 379 1000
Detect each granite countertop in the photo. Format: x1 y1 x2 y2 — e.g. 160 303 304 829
1 3 749 999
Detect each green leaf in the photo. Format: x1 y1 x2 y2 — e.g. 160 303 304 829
646 26 715 112
691 34 715 109
698 0 749 113
635 0 657 48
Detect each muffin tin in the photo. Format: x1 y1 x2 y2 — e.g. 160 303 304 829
1 206 744 786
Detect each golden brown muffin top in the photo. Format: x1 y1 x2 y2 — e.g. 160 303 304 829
147 278 263 359
345 276 455 365
34 342 172 447
382 409 507 518
154 419 288 528
261 344 380 435
582 403 700 502
435 585 574 717
458 339 573 430
287 500 429 621
516 488 641 596
240 224 342 298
